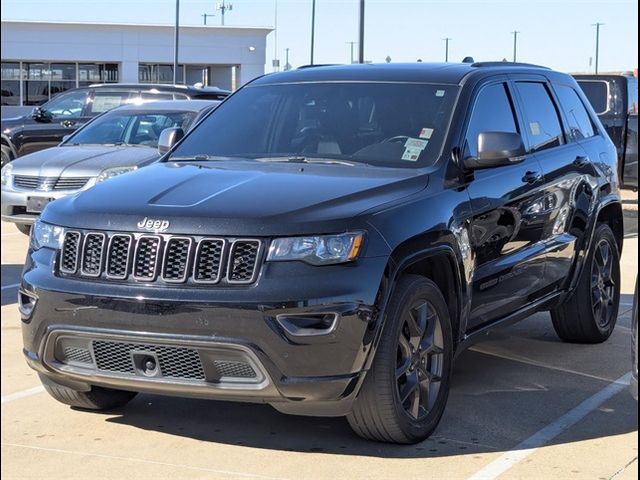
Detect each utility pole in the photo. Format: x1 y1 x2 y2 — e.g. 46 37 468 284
173 0 180 84
216 1 233 26
273 0 279 71
593 22 604 74
201 13 215 25
346 41 357 64
511 30 519 62
284 48 291 71
358 0 365 63
310 0 316 65
443 37 451 62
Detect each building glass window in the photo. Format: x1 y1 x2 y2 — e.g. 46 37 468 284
139 63 184 84
78 63 119 86
1 62 22 106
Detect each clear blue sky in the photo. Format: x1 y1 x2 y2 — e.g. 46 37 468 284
1 0 637 73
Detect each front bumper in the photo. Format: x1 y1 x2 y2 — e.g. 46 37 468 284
20 248 388 416
1 186 79 225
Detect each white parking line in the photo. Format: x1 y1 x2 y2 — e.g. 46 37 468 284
1 443 289 480
0 283 20 291
1 386 45 404
467 372 631 480
1 232 22 237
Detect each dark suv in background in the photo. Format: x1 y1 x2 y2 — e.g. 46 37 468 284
21 62 623 444
1 83 230 166
574 73 638 190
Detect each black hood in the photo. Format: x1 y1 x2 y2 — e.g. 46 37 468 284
42 161 429 236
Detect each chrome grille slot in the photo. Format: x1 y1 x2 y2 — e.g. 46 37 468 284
60 231 81 274
228 240 261 284
194 238 224 283
13 175 42 189
133 236 162 281
54 177 91 190
162 237 192 282
106 234 132 279
92 340 205 380
81 233 106 277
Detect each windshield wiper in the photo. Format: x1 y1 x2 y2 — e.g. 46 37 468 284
169 154 212 162
168 155 258 162
256 156 358 167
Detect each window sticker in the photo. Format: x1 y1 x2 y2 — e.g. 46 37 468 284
419 127 433 139
529 121 541 136
436 90 445 97
91 95 125 113
405 138 428 150
401 146 423 161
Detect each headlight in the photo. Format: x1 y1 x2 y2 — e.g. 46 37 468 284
30 220 64 250
267 232 364 265
1 163 13 185
95 166 137 183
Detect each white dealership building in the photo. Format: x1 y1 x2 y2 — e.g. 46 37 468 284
1 20 272 110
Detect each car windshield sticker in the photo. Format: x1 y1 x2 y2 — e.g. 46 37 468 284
530 121 541 136
405 138 428 150
419 128 434 139
401 146 423 161
436 90 446 97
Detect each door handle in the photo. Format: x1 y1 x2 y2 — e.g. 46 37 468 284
573 155 590 167
522 170 543 184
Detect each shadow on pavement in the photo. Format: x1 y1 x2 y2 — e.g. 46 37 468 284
103 312 638 458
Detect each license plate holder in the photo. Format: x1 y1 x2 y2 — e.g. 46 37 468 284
26 196 54 213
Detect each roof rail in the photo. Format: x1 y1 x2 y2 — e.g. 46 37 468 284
471 61 550 70
296 64 340 69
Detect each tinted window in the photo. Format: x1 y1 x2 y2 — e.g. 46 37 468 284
514 82 564 152
577 80 609 114
43 89 89 117
170 82 459 168
67 111 196 147
464 83 518 158
554 85 596 140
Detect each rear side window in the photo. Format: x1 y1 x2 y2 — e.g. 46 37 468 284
514 82 564 153
464 83 518 158
554 85 597 140
577 80 609 114
628 77 638 114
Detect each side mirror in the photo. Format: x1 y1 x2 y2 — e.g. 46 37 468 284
157 127 185 155
31 107 52 123
464 132 526 170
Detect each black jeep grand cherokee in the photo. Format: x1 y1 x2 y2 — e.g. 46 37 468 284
20 62 623 444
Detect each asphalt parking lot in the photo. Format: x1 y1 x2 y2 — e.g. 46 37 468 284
1 194 638 480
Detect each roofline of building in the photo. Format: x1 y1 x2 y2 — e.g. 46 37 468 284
1 19 273 32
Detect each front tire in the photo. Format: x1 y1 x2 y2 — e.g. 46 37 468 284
1 145 12 168
347 275 453 443
39 374 137 410
551 223 621 343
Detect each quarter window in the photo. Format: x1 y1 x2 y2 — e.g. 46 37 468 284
514 82 564 152
464 83 518 158
554 85 597 140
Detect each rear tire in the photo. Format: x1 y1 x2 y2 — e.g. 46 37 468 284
39 374 137 410
347 275 453 443
551 223 620 343
16 224 31 235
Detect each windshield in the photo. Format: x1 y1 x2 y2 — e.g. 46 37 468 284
169 82 458 168
67 110 196 147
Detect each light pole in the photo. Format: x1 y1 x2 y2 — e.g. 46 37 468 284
443 37 451 62
273 0 279 71
511 30 519 62
285 48 291 71
216 1 233 26
593 22 604 74
346 41 357 64
310 0 316 65
173 0 180 84
358 0 365 63
201 13 215 25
